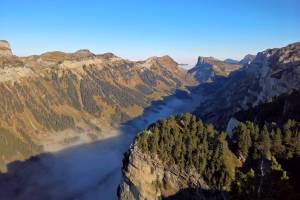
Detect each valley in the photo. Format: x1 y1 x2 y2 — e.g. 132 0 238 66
0 40 299 200
118 42 300 200
0 89 201 200
1 1 300 199
0 40 195 170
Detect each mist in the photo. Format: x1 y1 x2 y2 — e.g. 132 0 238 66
0 92 200 200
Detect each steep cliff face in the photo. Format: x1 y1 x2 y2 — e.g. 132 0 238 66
119 97 300 200
119 146 208 200
239 54 255 65
119 114 240 200
118 42 300 200
0 40 195 171
194 42 300 129
188 56 242 83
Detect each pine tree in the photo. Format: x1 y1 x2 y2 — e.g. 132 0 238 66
260 126 271 159
283 121 293 159
271 128 284 157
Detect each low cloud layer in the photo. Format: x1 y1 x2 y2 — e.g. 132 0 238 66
0 93 199 200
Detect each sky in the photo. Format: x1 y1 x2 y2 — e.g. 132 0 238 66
1 0 300 67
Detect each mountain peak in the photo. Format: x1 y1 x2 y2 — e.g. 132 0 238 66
189 55 242 83
196 56 219 65
146 55 178 67
239 54 255 65
0 40 13 56
158 55 177 64
98 52 116 59
74 49 94 56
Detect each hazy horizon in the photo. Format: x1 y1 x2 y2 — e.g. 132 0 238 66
1 40 298 69
2 0 300 66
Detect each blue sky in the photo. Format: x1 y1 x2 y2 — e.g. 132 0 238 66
1 0 300 66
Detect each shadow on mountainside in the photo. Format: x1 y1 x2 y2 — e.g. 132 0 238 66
0 88 200 200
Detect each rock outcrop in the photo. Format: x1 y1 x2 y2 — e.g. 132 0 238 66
119 147 237 200
239 54 255 65
188 56 241 83
119 113 240 200
0 40 13 56
193 42 300 129
118 146 208 200
119 95 300 199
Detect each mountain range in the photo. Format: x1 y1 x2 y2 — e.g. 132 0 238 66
0 41 194 170
119 42 300 200
0 40 299 200
188 54 255 83
193 42 300 129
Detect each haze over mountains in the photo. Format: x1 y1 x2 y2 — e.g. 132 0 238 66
0 40 194 170
188 54 255 83
194 42 300 129
119 42 300 200
0 40 299 200
1 0 300 199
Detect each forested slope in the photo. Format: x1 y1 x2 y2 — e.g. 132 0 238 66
119 89 300 200
0 41 195 171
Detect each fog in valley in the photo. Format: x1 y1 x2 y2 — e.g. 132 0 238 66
0 92 200 200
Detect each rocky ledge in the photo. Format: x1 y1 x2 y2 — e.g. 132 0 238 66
118 145 210 200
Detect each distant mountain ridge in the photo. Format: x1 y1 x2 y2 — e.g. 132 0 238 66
188 56 242 83
239 54 255 65
119 42 300 200
188 53 256 83
193 42 300 129
224 54 255 65
0 40 195 171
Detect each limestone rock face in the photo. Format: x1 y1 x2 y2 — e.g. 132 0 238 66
118 146 208 200
188 56 241 83
0 40 13 56
239 54 255 65
194 42 300 129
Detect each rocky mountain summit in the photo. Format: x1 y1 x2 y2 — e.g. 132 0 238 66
194 42 300 129
0 40 195 171
239 54 255 65
188 53 256 83
188 56 242 83
0 40 13 56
